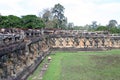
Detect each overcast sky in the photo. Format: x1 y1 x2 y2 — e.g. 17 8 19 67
0 0 120 26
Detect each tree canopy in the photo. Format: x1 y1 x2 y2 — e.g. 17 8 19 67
0 15 45 29
39 3 67 29
108 20 118 28
95 25 120 34
21 15 45 29
0 3 68 29
0 3 120 33
52 3 67 29
0 15 22 28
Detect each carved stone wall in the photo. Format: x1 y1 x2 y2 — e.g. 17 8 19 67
49 34 120 49
0 37 49 80
0 29 120 80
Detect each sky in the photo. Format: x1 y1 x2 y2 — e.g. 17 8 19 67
0 0 120 26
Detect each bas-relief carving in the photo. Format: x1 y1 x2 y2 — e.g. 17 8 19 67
1 29 120 79
0 38 49 79
50 37 120 48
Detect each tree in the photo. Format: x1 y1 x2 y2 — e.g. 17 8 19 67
7 15 22 28
117 25 120 28
0 15 21 28
91 21 97 29
0 16 9 28
52 3 66 29
41 9 55 28
109 27 119 33
39 4 68 29
96 26 108 31
42 9 52 22
67 22 74 29
108 20 118 28
21 15 45 29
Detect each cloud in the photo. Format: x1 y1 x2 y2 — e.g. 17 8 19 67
0 0 24 15
64 1 120 25
0 0 120 26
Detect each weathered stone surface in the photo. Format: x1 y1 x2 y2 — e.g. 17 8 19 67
0 29 120 80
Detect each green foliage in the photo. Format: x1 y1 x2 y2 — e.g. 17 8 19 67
41 9 56 28
40 4 67 29
0 15 22 28
8 15 22 28
0 4 67 29
96 26 108 31
95 26 120 34
91 21 97 29
0 15 45 29
109 27 120 34
0 16 9 28
21 15 45 29
52 3 67 29
108 20 118 28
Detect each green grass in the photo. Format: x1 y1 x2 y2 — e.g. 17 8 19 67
27 57 48 80
28 49 120 80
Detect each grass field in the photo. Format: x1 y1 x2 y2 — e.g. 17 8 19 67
28 49 120 80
